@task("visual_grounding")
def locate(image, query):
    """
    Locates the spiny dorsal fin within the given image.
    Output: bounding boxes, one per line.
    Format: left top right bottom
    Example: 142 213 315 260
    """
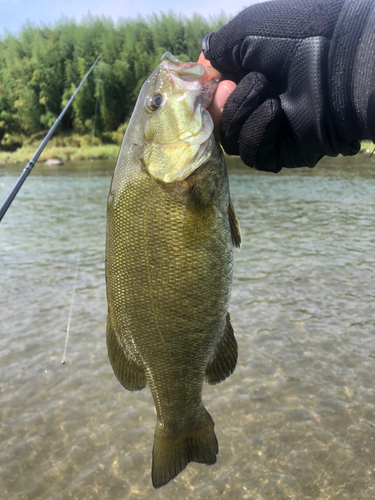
205 313 238 385
106 314 147 391
228 199 241 249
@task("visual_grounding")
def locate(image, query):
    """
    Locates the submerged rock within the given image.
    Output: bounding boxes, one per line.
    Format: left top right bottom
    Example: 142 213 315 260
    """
45 158 63 166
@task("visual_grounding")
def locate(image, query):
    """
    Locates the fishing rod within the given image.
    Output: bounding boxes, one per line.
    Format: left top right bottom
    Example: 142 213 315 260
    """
0 53 102 223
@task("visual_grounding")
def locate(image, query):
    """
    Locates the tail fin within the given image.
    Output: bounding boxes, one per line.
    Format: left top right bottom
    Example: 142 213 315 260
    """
151 409 218 489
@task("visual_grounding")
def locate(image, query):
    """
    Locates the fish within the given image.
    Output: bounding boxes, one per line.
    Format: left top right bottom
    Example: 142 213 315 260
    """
105 52 241 489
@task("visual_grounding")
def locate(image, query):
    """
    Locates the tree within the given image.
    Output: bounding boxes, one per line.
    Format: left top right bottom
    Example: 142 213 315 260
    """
0 12 231 149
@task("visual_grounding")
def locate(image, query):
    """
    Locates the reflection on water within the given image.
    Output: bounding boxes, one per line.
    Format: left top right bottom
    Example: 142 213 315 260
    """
1 156 375 499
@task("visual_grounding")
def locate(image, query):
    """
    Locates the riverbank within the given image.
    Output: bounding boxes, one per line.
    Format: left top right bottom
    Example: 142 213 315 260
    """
1 140 374 165
0 144 120 164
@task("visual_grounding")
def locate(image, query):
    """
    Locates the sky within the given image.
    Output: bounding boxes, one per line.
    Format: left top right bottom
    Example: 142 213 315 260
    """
0 0 261 36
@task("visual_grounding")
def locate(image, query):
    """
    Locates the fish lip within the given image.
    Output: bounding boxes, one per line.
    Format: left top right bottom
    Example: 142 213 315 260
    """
160 52 221 100
161 51 221 79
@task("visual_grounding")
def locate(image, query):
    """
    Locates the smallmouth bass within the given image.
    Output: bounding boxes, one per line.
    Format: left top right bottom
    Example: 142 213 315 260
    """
105 52 241 488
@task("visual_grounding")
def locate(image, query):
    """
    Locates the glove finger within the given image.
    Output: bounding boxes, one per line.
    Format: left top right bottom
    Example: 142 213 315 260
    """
239 98 328 171
238 97 282 173
203 0 344 76
220 72 270 155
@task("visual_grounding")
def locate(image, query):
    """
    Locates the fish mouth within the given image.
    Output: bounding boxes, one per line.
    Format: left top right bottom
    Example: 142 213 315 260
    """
160 52 221 108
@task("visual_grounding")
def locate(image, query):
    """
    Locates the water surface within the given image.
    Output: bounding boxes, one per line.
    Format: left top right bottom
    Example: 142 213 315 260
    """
1 156 375 499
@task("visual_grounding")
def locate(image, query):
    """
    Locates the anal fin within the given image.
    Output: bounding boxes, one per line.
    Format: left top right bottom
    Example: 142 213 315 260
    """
106 314 147 391
205 313 238 385
228 199 241 249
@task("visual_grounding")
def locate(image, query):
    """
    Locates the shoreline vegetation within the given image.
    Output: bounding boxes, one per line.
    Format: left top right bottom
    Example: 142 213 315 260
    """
0 139 373 166
1 14 373 167
0 135 122 164
0 13 230 158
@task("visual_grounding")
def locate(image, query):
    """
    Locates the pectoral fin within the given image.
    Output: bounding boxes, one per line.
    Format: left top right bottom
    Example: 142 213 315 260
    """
106 314 147 391
205 313 238 385
183 186 215 247
228 199 241 249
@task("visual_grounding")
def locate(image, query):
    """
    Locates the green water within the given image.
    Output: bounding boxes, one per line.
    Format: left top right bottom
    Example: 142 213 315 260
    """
1 156 375 499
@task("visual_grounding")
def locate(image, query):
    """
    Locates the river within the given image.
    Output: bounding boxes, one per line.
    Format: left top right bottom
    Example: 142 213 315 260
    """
1 155 375 499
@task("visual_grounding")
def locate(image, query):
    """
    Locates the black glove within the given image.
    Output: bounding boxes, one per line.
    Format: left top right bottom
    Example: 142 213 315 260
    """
202 0 375 172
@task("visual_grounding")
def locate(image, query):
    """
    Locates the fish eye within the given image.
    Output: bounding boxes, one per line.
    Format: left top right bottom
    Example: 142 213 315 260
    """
147 93 164 111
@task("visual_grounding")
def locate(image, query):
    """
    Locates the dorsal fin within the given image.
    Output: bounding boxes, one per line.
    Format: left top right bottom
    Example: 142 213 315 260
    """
228 199 241 249
205 313 238 385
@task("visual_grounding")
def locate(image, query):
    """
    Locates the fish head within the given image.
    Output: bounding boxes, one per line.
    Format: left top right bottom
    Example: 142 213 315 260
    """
134 52 221 184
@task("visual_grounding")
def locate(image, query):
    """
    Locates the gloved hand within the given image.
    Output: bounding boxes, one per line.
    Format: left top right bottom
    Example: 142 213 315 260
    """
202 0 375 172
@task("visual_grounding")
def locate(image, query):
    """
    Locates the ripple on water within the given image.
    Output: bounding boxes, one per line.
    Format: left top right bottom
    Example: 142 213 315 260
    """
1 157 375 499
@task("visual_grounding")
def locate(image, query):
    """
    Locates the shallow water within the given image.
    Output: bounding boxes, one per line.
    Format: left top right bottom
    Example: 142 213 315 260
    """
1 156 375 499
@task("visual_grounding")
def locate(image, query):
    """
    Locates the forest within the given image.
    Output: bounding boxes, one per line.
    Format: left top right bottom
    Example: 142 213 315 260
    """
0 13 230 152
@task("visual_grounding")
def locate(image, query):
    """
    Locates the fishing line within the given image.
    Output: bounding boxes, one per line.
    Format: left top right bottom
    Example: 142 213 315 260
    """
61 64 102 365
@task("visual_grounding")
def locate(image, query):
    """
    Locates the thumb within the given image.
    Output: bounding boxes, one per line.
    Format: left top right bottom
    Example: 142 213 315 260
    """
197 52 236 137
207 80 237 137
